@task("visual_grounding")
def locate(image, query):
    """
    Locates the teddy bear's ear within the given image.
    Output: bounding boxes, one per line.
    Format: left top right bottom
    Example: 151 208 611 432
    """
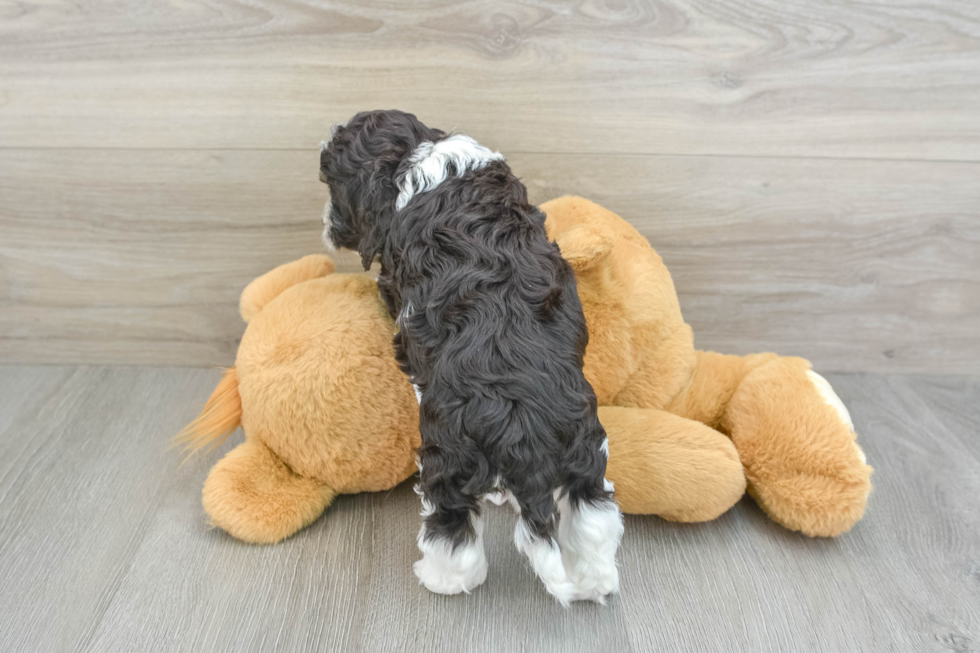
240 255 335 323
554 225 615 272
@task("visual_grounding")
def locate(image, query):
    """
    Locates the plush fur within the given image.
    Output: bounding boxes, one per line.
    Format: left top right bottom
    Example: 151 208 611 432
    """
176 257 421 544
318 111 620 603
546 197 872 536
178 196 872 564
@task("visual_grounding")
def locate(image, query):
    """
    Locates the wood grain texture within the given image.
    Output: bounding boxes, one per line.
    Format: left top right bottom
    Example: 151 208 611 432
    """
1 0 978 369
0 0 979 159
0 365 978 652
1 149 977 372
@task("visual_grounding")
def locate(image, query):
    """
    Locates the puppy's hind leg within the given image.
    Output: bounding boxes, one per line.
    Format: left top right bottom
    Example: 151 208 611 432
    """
413 485 488 596
512 491 577 607
558 433 625 604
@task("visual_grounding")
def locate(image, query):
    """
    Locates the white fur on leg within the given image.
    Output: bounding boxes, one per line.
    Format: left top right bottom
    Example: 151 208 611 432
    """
514 519 577 607
557 482 624 604
413 511 488 596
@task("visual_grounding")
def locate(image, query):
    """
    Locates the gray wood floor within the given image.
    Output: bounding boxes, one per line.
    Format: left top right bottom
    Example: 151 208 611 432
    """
0 365 977 652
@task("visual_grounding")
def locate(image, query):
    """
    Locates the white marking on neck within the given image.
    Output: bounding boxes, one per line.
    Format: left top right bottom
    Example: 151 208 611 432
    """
395 134 504 211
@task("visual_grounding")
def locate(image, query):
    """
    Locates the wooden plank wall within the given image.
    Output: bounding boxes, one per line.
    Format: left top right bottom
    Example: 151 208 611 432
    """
1 0 978 372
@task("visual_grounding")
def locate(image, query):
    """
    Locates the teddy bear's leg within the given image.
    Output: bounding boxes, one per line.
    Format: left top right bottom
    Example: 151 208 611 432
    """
723 357 873 537
598 406 747 522
202 439 336 544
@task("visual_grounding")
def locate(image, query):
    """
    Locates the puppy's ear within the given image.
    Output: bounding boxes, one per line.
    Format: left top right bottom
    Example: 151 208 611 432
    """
554 225 614 272
357 176 397 269
358 225 384 270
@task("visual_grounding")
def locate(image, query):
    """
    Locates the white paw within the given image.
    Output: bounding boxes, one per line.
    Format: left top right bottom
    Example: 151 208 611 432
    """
413 554 488 595
543 579 579 608
414 522 488 596
569 564 620 605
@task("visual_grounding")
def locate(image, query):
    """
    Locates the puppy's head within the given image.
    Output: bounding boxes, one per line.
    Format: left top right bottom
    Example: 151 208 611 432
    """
319 110 444 269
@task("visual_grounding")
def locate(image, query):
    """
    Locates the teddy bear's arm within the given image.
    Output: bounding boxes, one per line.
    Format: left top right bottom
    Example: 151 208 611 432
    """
239 255 335 323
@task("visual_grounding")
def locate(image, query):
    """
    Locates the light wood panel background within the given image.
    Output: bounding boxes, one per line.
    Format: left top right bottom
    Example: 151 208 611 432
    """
1 0 978 372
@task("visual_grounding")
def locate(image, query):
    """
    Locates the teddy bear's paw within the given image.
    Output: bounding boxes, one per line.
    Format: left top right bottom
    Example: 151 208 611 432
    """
413 539 489 596
806 370 854 431
807 369 869 469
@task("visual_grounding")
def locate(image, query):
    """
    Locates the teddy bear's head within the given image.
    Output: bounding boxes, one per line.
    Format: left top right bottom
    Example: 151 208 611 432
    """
542 196 695 408
236 271 420 493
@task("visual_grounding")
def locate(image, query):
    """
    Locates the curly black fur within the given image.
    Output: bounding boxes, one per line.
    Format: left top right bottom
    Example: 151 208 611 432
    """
320 110 612 548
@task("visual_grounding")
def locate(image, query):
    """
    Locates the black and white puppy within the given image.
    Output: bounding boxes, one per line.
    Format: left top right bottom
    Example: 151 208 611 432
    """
319 110 623 605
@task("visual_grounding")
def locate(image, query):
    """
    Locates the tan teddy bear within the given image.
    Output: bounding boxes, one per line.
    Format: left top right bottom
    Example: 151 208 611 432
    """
178 197 871 543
